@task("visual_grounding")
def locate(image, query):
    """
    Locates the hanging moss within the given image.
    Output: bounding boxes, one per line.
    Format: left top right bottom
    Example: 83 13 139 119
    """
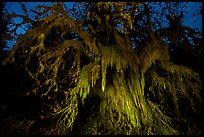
2 2 202 135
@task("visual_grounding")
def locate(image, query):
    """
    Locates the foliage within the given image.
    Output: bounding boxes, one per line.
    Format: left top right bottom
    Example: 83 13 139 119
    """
1 2 14 60
2 2 202 135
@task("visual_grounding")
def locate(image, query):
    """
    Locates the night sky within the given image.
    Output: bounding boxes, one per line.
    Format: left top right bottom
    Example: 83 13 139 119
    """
4 2 202 36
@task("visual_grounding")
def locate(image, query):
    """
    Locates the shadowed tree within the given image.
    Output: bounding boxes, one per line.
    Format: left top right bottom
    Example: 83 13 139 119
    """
153 2 202 74
1 2 14 61
2 2 202 135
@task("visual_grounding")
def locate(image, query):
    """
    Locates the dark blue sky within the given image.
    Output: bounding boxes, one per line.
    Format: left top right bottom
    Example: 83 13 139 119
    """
4 2 202 36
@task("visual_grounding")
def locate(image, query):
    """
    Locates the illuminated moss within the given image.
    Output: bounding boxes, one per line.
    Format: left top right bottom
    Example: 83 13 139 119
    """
3 2 202 135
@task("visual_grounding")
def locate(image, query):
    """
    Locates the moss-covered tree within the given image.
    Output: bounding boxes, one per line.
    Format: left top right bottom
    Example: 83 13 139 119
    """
2 2 202 135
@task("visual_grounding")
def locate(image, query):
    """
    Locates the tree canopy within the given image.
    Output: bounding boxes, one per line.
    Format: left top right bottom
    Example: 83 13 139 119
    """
1 2 202 135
